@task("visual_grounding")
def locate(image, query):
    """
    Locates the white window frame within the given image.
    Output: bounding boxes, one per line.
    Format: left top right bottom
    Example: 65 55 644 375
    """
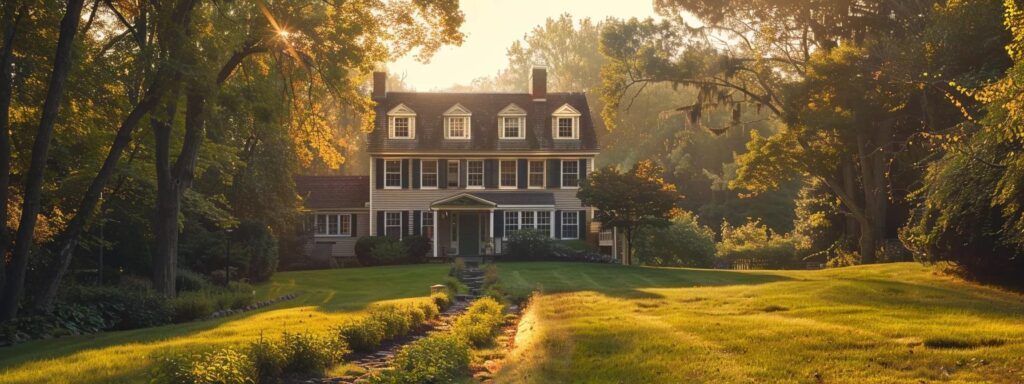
551 103 581 140
554 117 578 139
445 116 471 139
499 159 518 189
384 159 403 189
561 160 579 189
384 211 403 239
387 104 416 139
467 160 484 189
528 160 545 189
537 211 552 234
504 211 520 236
421 211 434 239
498 103 527 139
446 160 460 188
504 210 554 239
561 211 579 239
420 159 438 189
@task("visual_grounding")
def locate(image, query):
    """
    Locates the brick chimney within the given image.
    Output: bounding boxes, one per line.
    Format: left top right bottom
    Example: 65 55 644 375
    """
529 66 547 101
372 71 386 100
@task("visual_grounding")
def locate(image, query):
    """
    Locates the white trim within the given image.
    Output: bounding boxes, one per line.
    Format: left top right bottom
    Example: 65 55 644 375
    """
560 159 580 189
368 151 599 156
444 116 471 140
432 211 439 257
561 210 580 239
369 160 374 234
383 211 404 239
420 159 439 189
551 104 581 140
527 160 545 189
445 160 460 188
498 116 526 139
430 192 498 208
387 104 416 139
311 212 354 237
466 159 485 189
383 159 403 189
498 159 518 189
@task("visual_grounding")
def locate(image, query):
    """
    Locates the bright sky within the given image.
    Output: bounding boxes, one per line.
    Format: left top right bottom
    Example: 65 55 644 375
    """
388 0 660 91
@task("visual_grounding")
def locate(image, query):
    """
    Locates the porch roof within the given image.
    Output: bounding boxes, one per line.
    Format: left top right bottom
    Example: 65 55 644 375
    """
430 191 555 210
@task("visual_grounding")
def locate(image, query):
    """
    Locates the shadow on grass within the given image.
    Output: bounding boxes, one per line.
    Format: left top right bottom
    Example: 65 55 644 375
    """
816 277 1024 319
498 262 792 300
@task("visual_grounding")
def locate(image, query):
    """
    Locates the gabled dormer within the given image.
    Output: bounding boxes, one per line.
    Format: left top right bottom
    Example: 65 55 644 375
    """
498 103 527 140
552 103 581 140
443 104 472 140
387 104 416 139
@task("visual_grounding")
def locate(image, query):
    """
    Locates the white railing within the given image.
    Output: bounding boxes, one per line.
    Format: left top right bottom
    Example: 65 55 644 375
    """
599 230 614 245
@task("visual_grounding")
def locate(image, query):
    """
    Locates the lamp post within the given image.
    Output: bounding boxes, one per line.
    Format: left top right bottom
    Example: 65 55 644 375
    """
225 228 234 287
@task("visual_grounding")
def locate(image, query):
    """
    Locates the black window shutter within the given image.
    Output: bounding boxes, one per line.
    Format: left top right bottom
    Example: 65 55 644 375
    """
413 210 421 236
401 211 410 237
578 210 586 240
351 213 358 237
412 159 421 189
459 160 468 188
485 159 498 188
579 159 588 184
438 158 448 189
548 159 560 188
375 158 384 189
554 210 562 239
401 159 410 189
376 211 384 236
494 210 504 238
517 159 527 189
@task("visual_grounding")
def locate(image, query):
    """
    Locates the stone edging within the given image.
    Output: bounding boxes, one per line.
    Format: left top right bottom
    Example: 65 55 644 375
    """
209 292 300 319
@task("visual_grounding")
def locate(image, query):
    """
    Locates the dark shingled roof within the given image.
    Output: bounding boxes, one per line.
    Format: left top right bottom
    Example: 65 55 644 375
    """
294 175 369 210
470 192 555 206
368 92 598 153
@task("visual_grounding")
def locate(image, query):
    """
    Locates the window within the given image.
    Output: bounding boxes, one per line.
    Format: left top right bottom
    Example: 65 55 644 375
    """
561 160 579 188
467 160 484 188
384 160 402 188
537 211 551 233
446 116 470 139
422 211 434 239
528 160 544 188
504 211 519 234
501 117 524 139
314 213 350 236
556 117 574 138
521 211 535 228
499 160 517 188
421 160 438 188
391 117 411 138
384 212 402 239
561 211 579 239
552 103 580 139
447 160 460 188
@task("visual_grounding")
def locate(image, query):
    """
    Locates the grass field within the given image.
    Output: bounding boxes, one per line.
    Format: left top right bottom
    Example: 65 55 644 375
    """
0 264 449 384
494 262 1024 384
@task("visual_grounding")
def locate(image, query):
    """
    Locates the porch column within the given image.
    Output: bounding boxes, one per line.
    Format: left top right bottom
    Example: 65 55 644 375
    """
549 210 556 238
432 209 439 257
489 210 495 254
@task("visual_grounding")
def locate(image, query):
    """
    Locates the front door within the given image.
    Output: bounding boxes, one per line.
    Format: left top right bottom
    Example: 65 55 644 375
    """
458 213 479 256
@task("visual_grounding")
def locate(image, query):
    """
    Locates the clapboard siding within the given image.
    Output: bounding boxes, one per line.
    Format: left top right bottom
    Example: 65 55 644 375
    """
306 212 369 260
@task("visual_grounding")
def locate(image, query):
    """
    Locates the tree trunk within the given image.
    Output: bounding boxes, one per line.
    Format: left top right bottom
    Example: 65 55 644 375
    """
32 72 177 312
0 3 26 298
0 0 85 321
855 123 891 264
623 228 633 265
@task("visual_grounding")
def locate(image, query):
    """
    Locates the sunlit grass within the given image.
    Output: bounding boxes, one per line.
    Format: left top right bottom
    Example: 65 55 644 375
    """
495 262 1024 383
0 264 449 384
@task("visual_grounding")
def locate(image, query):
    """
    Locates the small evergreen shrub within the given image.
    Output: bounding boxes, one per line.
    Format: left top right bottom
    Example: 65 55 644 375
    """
337 317 386 352
371 240 409 266
280 331 347 374
368 333 471 384
401 235 432 263
504 229 556 260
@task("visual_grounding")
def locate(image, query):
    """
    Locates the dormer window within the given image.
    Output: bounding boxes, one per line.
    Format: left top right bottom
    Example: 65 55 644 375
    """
444 104 471 140
498 103 527 139
387 104 416 139
552 103 581 140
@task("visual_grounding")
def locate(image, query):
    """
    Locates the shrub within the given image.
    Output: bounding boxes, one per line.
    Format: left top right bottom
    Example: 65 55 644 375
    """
369 305 413 340
153 348 256 384
452 297 505 348
62 285 171 330
431 292 452 311
416 301 439 321
482 264 498 289
235 221 280 283
402 235 432 264
337 317 386 352
371 240 409 266
503 229 556 260
443 276 466 294
634 212 717 267
176 269 212 293
369 333 471 384
171 294 215 323
280 331 347 374
355 236 390 266
248 336 285 381
716 219 807 269
216 284 256 310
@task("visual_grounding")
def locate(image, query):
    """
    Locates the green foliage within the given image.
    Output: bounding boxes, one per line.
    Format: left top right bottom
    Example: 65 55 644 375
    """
171 295 215 323
336 317 386 353
279 331 347 375
431 292 453 311
401 235 432 264
247 337 285 382
634 211 716 267
153 348 257 384
175 269 213 293
368 333 471 384
443 276 467 294
234 222 279 283
61 285 171 330
372 240 410 266
503 229 556 260
452 297 505 348
716 219 807 269
369 305 414 340
356 236 414 266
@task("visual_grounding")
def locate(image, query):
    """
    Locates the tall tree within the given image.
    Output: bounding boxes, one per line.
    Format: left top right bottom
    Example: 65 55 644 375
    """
0 0 86 321
0 2 27 297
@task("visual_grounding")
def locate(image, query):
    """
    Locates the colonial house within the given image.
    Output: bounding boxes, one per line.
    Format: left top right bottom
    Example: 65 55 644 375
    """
296 67 617 264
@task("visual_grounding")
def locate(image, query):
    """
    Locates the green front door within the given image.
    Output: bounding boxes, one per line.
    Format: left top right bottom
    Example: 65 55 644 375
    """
458 214 479 256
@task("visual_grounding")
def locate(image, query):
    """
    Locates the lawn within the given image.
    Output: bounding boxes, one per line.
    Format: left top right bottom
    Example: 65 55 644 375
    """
0 264 449 384
494 262 1024 384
